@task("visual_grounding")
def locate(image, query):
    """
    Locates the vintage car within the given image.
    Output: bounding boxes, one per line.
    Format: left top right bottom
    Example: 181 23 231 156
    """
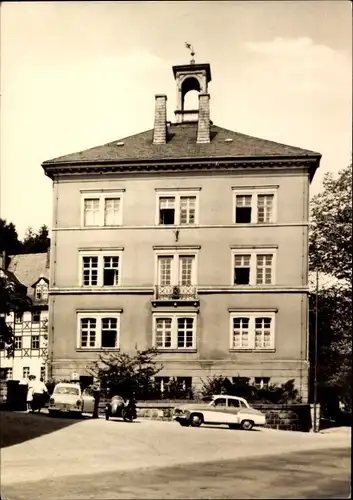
173 395 266 430
48 383 96 417
105 395 137 422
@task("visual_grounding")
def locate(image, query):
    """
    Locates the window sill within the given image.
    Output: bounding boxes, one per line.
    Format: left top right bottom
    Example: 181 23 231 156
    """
155 349 197 353
229 349 276 353
232 284 274 287
81 285 122 289
76 348 120 352
82 225 122 228
157 224 198 228
233 222 275 226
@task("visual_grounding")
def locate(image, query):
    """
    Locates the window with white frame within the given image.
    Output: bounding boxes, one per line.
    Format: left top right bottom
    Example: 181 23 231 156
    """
233 255 251 285
235 195 252 223
230 313 275 350
257 195 274 223
77 313 120 349
153 314 196 350
233 189 277 224
157 254 196 286
80 252 122 287
157 192 199 225
31 335 40 349
154 376 192 393
103 257 119 286
35 282 48 300
6 368 13 380
84 199 100 226
254 377 270 389
232 250 275 285
180 196 196 224
104 198 121 226
256 255 273 285
82 191 123 227
23 366 30 378
14 336 22 349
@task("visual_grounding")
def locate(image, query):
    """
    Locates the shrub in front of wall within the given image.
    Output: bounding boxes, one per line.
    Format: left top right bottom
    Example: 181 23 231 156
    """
200 375 233 399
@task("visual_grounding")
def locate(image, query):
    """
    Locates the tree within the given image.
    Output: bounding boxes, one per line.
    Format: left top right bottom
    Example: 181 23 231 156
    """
309 163 352 283
0 276 32 356
0 219 22 256
309 285 352 412
308 163 352 412
22 225 50 254
86 348 163 399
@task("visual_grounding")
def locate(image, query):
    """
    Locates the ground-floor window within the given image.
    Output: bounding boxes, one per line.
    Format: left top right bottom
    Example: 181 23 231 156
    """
254 377 271 389
153 314 197 350
77 313 120 349
6 368 13 380
22 366 30 378
154 376 193 397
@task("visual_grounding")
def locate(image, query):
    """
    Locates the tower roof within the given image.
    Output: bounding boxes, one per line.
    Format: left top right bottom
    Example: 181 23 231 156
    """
172 63 211 82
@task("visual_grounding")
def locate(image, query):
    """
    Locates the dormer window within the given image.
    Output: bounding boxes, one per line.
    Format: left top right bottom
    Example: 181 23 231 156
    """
35 281 48 300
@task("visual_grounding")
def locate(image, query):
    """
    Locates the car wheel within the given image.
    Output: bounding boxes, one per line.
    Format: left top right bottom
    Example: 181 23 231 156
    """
228 424 238 429
190 413 203 427
179 420 191 427
105 410 110 421
241 420 254 431
122 409 133 422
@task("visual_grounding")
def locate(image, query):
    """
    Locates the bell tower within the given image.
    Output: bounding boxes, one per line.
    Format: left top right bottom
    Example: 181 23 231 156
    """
172 43 212 143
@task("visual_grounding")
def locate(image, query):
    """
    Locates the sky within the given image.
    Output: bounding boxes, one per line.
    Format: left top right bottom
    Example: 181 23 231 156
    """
1 1 352 238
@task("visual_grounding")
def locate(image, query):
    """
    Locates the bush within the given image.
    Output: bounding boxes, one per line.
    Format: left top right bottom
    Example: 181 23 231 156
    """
200 375 302 404
87 347 163 400
200 375 233 399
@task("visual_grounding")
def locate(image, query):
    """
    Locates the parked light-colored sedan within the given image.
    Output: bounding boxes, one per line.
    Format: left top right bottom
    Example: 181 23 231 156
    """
173 395 266 430
48 383 96 417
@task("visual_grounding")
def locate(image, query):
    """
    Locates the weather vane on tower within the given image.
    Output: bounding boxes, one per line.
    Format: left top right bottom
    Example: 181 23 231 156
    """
185 42 195 64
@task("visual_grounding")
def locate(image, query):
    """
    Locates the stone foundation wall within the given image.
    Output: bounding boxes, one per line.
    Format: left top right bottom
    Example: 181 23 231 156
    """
98 400 314 432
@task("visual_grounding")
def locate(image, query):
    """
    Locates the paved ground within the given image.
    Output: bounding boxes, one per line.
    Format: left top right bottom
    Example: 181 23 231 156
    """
0 412 351 499
2 448 350 499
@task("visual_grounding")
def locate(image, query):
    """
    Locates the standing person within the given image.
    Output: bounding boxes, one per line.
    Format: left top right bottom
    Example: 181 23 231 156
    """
19 375 30 412
31 376 48 413
26 375 35 412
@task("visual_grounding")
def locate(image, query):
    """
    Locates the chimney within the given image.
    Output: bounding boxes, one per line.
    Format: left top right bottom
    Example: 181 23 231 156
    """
153 94 167 144
46 247 50 269
197 93 210 144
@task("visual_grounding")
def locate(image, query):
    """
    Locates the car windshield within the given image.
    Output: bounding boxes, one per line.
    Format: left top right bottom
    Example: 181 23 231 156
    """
54 386 80 395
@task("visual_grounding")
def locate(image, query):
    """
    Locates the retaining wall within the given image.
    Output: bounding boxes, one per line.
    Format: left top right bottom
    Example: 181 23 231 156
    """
98 399 315 432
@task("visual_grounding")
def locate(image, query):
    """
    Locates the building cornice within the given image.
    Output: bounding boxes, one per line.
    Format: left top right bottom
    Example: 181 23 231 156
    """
49 285 309 295
42 156 320 180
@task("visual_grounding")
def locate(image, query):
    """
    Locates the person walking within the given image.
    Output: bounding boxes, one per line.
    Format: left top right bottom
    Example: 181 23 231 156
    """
26 375 35 412
31 376 48 413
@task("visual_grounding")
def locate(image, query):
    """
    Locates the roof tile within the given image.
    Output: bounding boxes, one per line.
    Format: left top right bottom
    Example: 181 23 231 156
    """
7 253 49 302
43 124 320 165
